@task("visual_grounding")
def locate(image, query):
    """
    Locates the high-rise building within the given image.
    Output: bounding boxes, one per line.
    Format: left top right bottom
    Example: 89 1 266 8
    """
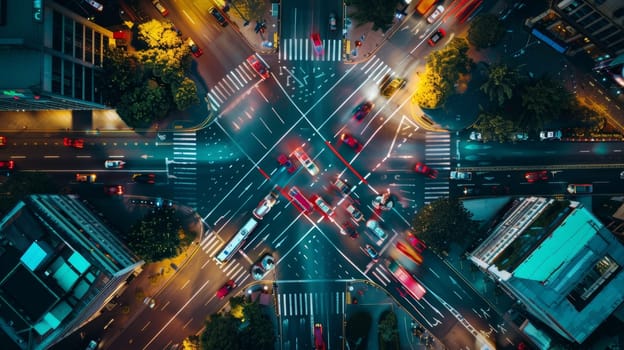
526 0 624 62
470 197 624 344
0 1 114 110
0 195 143 350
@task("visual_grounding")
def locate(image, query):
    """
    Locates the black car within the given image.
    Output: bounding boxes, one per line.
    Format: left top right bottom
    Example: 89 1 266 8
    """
133 173 156 184
210 7 228 27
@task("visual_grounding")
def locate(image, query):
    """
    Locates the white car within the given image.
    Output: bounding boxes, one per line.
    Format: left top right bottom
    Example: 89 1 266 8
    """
469 131 482 141
366 220 387 240
450 171 472 180
427 5 445 23
252 190 278 219
346 204 363 222
104 160 125 169
85 0 103 11
539 130 562 140
293 147 320 176
312 195 334 218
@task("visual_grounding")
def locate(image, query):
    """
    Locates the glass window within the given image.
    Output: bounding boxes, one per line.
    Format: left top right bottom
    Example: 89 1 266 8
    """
75 22 83 60
586 18 609 34
63 61 73 97
85 28 93 64
94 32 102 66
63 16 73 55
52 56 62 93
74 65 83 100
52 12 62 51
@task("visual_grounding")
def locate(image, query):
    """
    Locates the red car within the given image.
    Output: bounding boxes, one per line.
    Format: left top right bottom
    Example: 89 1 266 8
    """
247 54 270 79
188 39 203 58
428 28 446 46
0 160 14 171
216 280 236 299
525 170 548 183
0 136 6 146
396 241 423 265
278 154 297 173
104 185 124 196
340 133 362 151
341 221 359 239
414 162 438 179
63 137 84 149
407 232 426 253
352 102 374 122
310 33 324 56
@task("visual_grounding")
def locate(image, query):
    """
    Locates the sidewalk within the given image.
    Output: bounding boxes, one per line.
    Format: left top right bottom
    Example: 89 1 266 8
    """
220 0 279 55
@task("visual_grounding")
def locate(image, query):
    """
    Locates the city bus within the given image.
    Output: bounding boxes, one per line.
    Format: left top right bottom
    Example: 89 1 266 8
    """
388 260 426 300
214 218 258 265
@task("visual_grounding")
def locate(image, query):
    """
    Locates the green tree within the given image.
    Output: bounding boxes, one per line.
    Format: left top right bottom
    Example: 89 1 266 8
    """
173 77 200 111
480 63 523 106
378 311 398 343
232 0 265 22
126 207 190 262
181 335 201 350
412 38 473 108
0 172 60 214
518 76 572 130
412 198 479 253
348 0 402 32
467 14 505 49
472 112 516 143
200 313 240 350
239 302 275 350
116 80 171 128
101 47 143 105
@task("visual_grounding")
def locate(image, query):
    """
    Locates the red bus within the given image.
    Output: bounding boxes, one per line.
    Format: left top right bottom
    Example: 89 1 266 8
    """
388 261 426 300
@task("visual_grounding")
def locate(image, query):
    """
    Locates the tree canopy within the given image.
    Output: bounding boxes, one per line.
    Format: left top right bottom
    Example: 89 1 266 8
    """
200 313 240 350
125 207 194 262
412 198 479 253
412 38 473 108
518 76 572 130
0 172 60 214
467 14 505 49
480 63 523 107
100 20 199 128
347 0 402 32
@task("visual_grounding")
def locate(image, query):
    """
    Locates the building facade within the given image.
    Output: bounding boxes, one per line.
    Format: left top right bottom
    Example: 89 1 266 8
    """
470 197 624 344
0 1 114 110
526 0 624 62
0 195 143 350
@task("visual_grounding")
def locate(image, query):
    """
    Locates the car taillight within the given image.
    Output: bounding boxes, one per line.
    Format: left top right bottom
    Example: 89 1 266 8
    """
8 160 14 169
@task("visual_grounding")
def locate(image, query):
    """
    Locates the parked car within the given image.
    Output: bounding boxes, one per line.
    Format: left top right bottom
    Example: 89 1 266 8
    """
352 101 374 121
104 160 125 169
247 54 270 79
63 137 84 149
428 28 446 46
0 136 6 146
511 132 529 141
340 133 362 151
85 0 103 11
152 0 169 16
310 33 324 56
216 280 236 299
524 170 548 183
210 7 228 27
366 220 387 240
278 154 297 173
414 162 438 179
469 131 482 141
427 5 445 23
188 39 203 58
76 173 97 183
345 203 364 222
364 244 379 262
539 130 562 140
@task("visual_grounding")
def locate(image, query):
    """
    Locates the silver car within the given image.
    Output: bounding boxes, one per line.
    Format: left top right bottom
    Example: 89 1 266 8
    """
104 160 125 169
366 220 387 240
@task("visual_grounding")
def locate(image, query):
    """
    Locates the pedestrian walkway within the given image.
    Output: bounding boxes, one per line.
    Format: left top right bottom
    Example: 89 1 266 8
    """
205 58 265 111
198 230 251 283
169 131 198 208
279 38 343 62
277 291 346 317
359 55 395 83
423 132 451 204
370 264 393 287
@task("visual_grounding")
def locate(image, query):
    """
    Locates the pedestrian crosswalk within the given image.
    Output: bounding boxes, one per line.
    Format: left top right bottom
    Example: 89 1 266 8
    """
279 38 342 61
370 265 393 287
277 291 345 317
199 230 251 283
206 60 265 111
423 132 451 204
359 56 394 84
170 131 197 208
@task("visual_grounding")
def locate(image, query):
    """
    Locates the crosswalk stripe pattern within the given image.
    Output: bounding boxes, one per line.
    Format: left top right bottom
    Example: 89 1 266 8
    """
199 230 250 282
171 132 197 208
424 132 451 204
279 38 342 61
277 292 345 317
206 60 264 111
372 265 392 286
359 56 394 84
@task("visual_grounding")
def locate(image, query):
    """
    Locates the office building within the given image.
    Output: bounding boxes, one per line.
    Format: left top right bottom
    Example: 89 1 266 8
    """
0 195 143 350
526 0 624 62
0 1 114 110
470 197 624 344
